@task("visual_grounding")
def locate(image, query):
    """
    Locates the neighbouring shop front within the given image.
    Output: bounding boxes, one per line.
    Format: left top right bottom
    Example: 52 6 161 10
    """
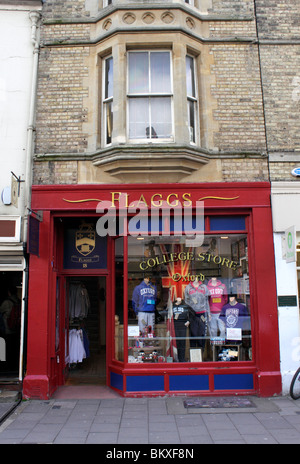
23 182 281 399
0 216 26 386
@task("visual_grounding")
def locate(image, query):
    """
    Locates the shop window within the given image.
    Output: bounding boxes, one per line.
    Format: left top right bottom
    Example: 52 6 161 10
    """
127 51 173 142
126 234 252 364
103 56 113 146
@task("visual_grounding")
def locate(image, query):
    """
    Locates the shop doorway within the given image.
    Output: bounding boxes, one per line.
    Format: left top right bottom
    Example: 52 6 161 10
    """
65 276 106 386
0 271 22 379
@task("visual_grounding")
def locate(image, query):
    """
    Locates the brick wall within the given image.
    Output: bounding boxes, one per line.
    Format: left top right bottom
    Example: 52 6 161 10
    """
222 158 269 182
210 43 266 152
35 47 90 155
255 0 300 40
42 0 90 19
255 0 300 182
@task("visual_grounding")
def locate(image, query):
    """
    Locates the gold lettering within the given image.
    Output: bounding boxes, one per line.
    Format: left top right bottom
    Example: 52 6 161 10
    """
178 252 186 261
230 261 238 270
182 192 192 206
139 261 148 271
222 258 230 267
137 194 148 208
111 192 121 207
213 255 222 264
167 193 179 207
169 253 178 262
111 192 129 207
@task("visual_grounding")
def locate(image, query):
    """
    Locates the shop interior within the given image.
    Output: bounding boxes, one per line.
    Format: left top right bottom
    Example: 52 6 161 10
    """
0 271 22 378
65 276 106 386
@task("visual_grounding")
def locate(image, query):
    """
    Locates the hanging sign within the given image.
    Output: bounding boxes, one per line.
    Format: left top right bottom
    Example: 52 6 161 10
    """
285 225 296 263
27 215 40 256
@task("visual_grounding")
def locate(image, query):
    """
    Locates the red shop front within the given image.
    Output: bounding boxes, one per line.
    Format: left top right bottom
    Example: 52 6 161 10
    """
23 182 281 399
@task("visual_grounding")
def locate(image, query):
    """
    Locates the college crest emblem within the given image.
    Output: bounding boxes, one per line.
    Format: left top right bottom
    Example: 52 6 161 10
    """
75 222 95 256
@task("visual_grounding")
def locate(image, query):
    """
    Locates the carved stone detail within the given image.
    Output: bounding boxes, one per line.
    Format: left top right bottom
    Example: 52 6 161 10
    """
122 12 136 25
161 11 175 24
142 12 155 24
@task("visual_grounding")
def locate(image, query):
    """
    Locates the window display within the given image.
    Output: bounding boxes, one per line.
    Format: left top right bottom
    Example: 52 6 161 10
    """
125 228 252 365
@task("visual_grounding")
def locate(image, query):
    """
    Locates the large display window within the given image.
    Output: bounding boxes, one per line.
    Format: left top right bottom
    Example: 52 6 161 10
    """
120 218 252 365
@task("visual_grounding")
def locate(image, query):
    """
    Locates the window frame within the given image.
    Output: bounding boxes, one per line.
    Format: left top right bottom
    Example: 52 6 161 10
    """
127 50 174 143
186 54 199 145
121 215 253 366
102 55 113 147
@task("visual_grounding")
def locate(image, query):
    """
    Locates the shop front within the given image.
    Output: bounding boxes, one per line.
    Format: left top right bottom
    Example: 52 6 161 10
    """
23 182 281 399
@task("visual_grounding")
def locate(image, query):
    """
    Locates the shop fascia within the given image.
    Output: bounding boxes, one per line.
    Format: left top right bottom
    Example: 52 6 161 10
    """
95 192 205 244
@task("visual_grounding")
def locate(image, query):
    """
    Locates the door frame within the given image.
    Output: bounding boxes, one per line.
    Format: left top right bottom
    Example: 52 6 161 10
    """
51 213 113 389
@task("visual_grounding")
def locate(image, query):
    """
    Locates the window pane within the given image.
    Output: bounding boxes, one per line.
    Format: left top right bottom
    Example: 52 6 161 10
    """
186 56 195 98
129 97 149 139
128 52 149 94
150 52 171 94
151 97 172 138
105 57 113 99
188 99 195 143
105 101 113 145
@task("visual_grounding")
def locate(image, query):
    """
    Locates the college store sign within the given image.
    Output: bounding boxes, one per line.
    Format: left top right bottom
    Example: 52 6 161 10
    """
285 225 296 263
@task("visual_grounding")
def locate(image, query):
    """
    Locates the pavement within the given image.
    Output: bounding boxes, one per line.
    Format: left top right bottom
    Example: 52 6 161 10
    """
1 391 300 445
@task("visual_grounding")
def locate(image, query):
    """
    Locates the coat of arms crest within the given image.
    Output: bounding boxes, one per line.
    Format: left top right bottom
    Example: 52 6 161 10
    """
75 222 95 257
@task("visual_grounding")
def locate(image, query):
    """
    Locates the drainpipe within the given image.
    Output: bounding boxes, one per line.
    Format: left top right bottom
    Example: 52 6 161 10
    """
24 10 41 220
19 10 41 382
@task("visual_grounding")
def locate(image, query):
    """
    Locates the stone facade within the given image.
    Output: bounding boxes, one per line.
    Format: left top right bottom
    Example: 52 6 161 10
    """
32 0 299 185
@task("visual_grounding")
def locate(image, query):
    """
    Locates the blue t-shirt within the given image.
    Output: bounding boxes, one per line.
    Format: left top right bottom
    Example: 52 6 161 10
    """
132 281 157 313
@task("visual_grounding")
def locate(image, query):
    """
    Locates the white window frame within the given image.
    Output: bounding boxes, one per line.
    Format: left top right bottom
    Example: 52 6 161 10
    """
186 54 199 145
103 0 113 7
0 216 21 243
184 0 195 6
102 55 113 147
127 50 174 144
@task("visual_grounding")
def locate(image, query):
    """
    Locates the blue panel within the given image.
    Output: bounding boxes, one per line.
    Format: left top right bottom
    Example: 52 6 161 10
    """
110 372 123 391
210 216 246 231
214 374 254 391
169 375 209 391
128 216 205 235
126 375 164 392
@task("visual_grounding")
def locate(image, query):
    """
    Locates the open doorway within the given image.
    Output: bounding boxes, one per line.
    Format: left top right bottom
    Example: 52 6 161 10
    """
65 276 106 386
0 271 22 379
